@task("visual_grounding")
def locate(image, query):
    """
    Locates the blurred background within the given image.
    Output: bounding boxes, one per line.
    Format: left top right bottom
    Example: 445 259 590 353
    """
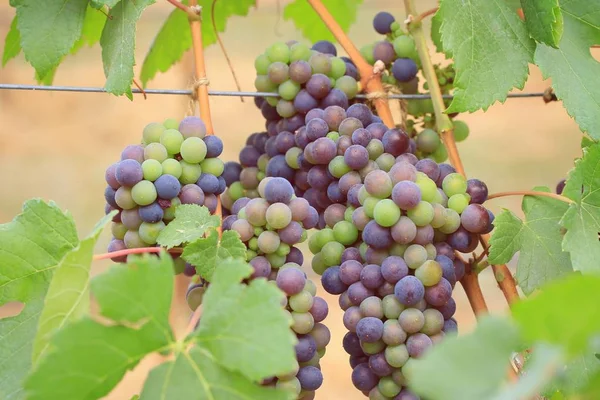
0 0 585 398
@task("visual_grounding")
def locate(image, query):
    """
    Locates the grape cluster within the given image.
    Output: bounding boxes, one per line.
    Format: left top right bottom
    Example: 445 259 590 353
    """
223 177 330 399
103 116 224 263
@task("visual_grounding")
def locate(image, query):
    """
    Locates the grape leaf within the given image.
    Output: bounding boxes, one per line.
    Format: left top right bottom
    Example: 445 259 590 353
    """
2 16 21 66
512 274 600 356
534 0 600 139
283 0 363 43
91 0 121 8
488 187 573 295
505 0 523 11
182 229 246 281
32 211 115 364
520 0 563 47
560 143 600 274
436 0 535 113
431 11 443 54
156 205 220 249
100 0 155 98
546 350 600 398
140 347 291 400
408 316 521 400
12 0 88 79
71 6 108 54
192 259 297 381
24 254 174 400
0 200 79 400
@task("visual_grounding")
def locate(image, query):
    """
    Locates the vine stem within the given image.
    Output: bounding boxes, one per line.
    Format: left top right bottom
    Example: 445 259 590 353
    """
93 247 183 261
487 190 574 204
412 7 439 24
306 0 395 128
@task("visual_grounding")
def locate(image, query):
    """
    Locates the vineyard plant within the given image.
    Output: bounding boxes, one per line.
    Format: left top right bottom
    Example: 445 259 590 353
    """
2 0 600 399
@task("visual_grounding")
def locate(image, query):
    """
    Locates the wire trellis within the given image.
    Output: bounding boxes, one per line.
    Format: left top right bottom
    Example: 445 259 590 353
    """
0 83 549 100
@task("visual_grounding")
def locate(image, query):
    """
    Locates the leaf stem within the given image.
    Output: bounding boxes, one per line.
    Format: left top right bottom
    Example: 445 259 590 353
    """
306 0 395 128
93 247 183 261
412 7 439 24
487 190 575 204
459 271 489 316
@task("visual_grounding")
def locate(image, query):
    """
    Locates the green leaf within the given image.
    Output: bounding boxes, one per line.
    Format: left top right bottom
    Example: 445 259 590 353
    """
534 0 600 139
100 0 155 98
283 0 363 43
71 6 108 54
561 143 600 274
32 211 115 364
430 11 443 54
140 5 191 87
512 274 600 355
504 0 523 11
436 0 535 112
91 0 121 8
193 259 297 381
2 16 21 66
24 254 174 400
520 0 563 47
0 200 79 400
140 347 292 400
582 136 596 150
408 316 521 400
156 205 220 249
13 0 88 78
547 350 600 397
182 230 246 281
489 187 573 295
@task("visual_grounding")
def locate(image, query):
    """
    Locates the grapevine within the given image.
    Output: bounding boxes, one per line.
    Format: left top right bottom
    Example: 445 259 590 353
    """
2 1 600 400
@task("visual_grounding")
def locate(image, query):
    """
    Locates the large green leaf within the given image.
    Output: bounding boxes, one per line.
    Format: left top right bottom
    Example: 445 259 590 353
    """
100 0 155 98
2 16 21 66
560 143 600 274
182 229 246 281
11 0 88 78
488 187 573 295
0 200 79 400
140 347 292 400
520 0 563 47
192 259 297 381
283 0 363 43
157 205 220 249
24 254 174 400
71 6 108 54
32 212 115 363
436 0 535 112
534 0 600 139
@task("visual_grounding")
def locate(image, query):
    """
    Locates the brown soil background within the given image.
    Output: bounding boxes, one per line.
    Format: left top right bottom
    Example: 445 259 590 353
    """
0 1 587 398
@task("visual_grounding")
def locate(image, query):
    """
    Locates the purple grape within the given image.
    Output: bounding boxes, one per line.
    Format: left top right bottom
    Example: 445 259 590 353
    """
347 184 363 207
397 153 419 166
179 116 206 138
365 248 389 265
360 264 385 289
264 177 294 204
406 333 433 358
302 206 319 229
454 258 466 281
424 278 453 306
436 255 457 286
366 122 388 140
311 137 337 164
260 101 279 121
183 263 196 277
286 246 304 265
340 260 363 285
121 145 145 163
222 215 237 231
342 247 363 263
373 41 396 65
324 203 346 227
392 58 418 82
347 282 375 305
115 159 143 187
461 204 491 233
289 60 312 84
249 256 271 279
204 135 223 158
222 162 242 185
437 163 456 187
104 186 118 208
305 108 325 124
107 239 127 262
294 89 319 113
320 88 349 109
414 225 434 245
339 172 362 194
285 114 305 132
297 366 323 391
265 137 278 157
196 174 219 194
394 276 425 306
322 105 347 131
306 118 330 141
309 296 329 322
362 220 393 249
327 181 346 203
373 11 395 34
312 40 337 55
321 266 348 295
344 306 363 331
266 155 295 181
276 267 306 296
466 178 489 204
345 145 370 170
105 163 120 189
345 62 359 79
435 297 457 320
381 256 409 283
369 352 393 376
204 194 218 213
239 146 261 167
179 184 205 205
443 317 458 333
279 221 303 244
356 317 384 343
382 129 410 156
416 159 441 182
138 202 164 223
395 388 421 400
434 242 455 260
352 363 379 392
343 332 364 356
392 181 421 209
231 197 251 215
447 227 479 253
556 178 566 195
347 104 373 127
306 73 332 99
295 334 317 363
307 165 333 191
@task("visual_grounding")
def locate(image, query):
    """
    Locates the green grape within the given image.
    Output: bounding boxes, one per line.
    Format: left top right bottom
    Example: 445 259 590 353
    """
383 294 405 319
254 54 270 74
425 243 437 260
163 197 181 221
321 241 344 266
415 260 443 286
115 187 136 210
360 43 376 64
179 160 202 184
384 345 409 368
415 172 438 202
366 139 385 160
308 233 323 254
267 42 291 63
163 118 179 129
361 340 385 355
432 143 448 162
407 201 435 226
448 193 469 214
266 203 292 229
330 57 347 79
285 147 302 169
391 21 401 33
360 296 384 319
393 35 416 58
290 43 312 61
124 230 149 248
131 180 157 206
301 352 321 367
439 208 461 234
416 128 441 153
421 309 444 335
328 155 351 178
201 158 225 176
254 226 264 237
316 228 335 248
312 252 327 275
327 131 340 141
359 242 368 260
138 221 166 244
141 159 162 181
144 142 168 162
430 203 447 228
389 243 407 257
161 158 183 179
363 196 379 218
404 244 428 269
335 76 358 99
289 291 314 313
276 376 301 396
160 129 184 154
173 257 186 275
291 311 314 334
375 153 396 172
358 185 369 204
407 99 422 116
111 222 127 240
276 242 291 256
309 53 332 75
333 220 359 245
304 279 317 296
142 122 165 144
255 75 277 92
180 137 207 163
258 230 281 253
228 181 244 201
278 80 301 101
277 99 296 118
442 172 468 197
374 199 401 227
248 237 259 251
267 252 286 268
391 369 406 387
378 376 401 397
344 206 355 223
453 120 470 142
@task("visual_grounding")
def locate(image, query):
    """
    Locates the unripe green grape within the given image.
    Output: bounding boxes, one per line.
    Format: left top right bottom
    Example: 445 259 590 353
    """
162 118 178 129
265 96 278 106
139 221 166 244
407 201 435 226
363 196 379 218
254 54 270 74
369 387 388 400
115 187 136 209
374 199 401 227
144 142 168 162
384 345 409 368
141 159 162 181
180 137 207 163
431 203 447 228
163 197 181 221
389 243 407 257
111 222 127 240
161 159 183 179
258 230 281 254
416 128 441 153
404 244 428 269
335 76 359 99
304 279 317 296
290 43 312 61
375 153 396 172
228 181 244 201
360 43 376 64
291 311 314 334
425 243 437 260
448 193 470 214
333 220 359 245
276 99 296 118
309 53 332 75
266 203 292 229
415 260 443 286
344 206 355 223
366 139 385 160
311 252 327 275
160 129 184 155
308 234 323 254
359 242 368 260
318 347 326 358
267 42 290 63
393 35 417 58
246 249 257 261
131 180 157 206
329 57 347 79
276 377 301 396
179 161 202 184
361 340 385 355
285 147 302 169
421 309 445 335
358 185 369 204
201 158 225 176
255 75 277 92
383 295 405 319
432 144 448 162
254 226 264 236
289 291 314 312
442 172 468 197
248 237 259 251
173 257 186 275
276 243 291 256
327 131 340 141
328 156 351 178
453 120 470 142
124 230 149 248
321 241 344 266
379 376 402 397
143 122 165 144
267 253 286 268
301 352 321 367
278 80 301 101
316 228 335 248
439 208 461 234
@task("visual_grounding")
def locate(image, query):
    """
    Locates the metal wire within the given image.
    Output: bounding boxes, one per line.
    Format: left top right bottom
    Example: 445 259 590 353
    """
0 83 548 100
